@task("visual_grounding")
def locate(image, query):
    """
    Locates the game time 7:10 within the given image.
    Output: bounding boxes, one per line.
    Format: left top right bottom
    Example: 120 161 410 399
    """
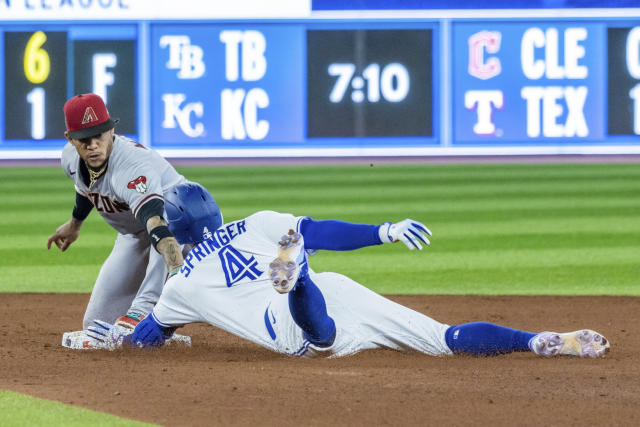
328 62 410 104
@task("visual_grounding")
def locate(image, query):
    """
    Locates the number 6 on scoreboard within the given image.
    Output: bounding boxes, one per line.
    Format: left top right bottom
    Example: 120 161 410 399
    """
24 31 51 85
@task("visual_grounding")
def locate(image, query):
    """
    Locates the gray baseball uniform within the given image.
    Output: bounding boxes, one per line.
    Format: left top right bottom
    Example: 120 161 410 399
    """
61 134 188 328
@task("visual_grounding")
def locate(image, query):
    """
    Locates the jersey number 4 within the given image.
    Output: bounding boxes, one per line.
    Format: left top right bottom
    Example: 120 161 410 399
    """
219 245 263 287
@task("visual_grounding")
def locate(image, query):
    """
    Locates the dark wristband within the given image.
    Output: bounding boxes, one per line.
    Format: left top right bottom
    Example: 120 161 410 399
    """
72 192 93 221
136 198 165 229
149 225 174 251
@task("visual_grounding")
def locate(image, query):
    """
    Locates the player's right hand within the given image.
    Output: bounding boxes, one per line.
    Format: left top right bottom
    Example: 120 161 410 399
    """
46 219 82 251
379 219 432 250
129 314 176 348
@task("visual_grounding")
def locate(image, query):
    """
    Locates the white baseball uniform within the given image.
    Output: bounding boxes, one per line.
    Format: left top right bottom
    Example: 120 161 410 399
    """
61 135 188 328
152 211 452 358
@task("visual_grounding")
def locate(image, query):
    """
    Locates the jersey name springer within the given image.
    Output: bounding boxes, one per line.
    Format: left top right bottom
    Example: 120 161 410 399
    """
180 220 247 278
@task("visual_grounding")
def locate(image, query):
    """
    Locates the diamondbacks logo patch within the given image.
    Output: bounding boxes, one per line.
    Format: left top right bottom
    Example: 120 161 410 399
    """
81 106 99 124
127 176 148 194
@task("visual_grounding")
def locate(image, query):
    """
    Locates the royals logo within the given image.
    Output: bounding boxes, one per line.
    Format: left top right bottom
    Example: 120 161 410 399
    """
127 176 148 194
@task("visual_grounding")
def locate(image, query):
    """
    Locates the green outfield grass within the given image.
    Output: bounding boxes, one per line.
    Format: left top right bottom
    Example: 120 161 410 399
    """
1 163 639 295
0 390 156 426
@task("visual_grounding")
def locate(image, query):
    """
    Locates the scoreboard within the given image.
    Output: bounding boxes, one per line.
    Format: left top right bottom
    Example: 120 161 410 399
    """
1 15 640 157
148 23 438 151
150 24 305 147
307 29 432 138
453 22 606 144
2 25 137 148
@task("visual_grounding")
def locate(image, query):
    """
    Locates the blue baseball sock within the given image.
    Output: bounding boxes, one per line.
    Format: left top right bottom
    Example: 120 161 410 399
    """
445 322 536 356
288 274 336 347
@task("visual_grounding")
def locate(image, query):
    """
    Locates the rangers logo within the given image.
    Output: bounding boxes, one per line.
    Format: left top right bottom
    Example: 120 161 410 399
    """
127 176 148 194
82 106 99 124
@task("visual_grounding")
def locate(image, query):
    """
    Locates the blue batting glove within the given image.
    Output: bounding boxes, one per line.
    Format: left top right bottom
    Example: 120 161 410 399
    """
127 313 176 348
379 219 432 250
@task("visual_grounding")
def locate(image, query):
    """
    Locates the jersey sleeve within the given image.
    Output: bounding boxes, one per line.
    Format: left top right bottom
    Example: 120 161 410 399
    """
60 144 89 196
300 218 382 251
152 276 204 326
246 210 307 244
111 154 165 219
60 143 78 180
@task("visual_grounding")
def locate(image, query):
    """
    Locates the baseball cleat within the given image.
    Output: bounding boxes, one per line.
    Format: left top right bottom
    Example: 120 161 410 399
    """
269 229 304 294
530 329 610 358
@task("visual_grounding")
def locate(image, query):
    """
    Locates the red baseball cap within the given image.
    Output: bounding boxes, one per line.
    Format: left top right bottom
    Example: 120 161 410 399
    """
64 93 118 139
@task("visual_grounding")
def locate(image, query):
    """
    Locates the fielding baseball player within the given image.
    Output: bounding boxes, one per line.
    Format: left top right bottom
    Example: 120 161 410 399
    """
47 93 193 336
87 184 610 359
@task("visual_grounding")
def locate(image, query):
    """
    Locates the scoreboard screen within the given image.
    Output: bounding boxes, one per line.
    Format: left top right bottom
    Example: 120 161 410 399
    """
1 25 137 148
4 31 68 141
608 27 640 136
453 22 605 144
150 24 305 147
307 29 432 138
1 16 640 158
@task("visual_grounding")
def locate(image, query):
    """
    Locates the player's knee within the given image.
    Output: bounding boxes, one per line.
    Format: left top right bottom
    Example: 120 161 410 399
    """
305 316 336 348
288 276 336 347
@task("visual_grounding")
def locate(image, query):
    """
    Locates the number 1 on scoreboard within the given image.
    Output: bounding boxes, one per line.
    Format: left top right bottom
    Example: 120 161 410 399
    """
26 88 45 140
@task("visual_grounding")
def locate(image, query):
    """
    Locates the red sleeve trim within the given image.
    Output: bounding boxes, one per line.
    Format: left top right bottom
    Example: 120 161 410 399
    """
133 193 163 217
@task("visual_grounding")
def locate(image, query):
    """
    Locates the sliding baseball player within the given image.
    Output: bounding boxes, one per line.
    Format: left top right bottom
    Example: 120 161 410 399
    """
85 184 610 359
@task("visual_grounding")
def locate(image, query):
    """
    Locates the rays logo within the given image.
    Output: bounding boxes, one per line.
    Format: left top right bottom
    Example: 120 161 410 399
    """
219 245 263 287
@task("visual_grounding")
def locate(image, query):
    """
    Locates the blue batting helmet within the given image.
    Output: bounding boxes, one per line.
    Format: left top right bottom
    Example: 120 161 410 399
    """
164 183 223 244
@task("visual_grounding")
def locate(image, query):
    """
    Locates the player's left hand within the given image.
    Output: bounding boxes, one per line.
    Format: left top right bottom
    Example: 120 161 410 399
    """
87 320 134 351
379 219 432 250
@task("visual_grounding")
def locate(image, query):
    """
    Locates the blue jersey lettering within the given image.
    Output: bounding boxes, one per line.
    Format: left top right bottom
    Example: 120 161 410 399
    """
226 224 237 239
219 245 263 287
191 245 206 261
179 220 251 279
216 228 230 245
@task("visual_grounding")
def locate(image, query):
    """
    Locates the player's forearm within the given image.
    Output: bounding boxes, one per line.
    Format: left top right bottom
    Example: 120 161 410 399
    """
72 191 93 222
300 218 382 251
157 237 183 271
146 215 184 271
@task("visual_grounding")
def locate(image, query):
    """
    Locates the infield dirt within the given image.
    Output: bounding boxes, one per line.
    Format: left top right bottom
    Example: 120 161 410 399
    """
1 294 638 426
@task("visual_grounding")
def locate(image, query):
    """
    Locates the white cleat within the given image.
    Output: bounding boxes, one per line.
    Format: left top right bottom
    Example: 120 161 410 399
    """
530 329 610 358
269 229 304 294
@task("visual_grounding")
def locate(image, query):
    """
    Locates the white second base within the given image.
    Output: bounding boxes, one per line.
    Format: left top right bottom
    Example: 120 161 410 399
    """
61 330 192 350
